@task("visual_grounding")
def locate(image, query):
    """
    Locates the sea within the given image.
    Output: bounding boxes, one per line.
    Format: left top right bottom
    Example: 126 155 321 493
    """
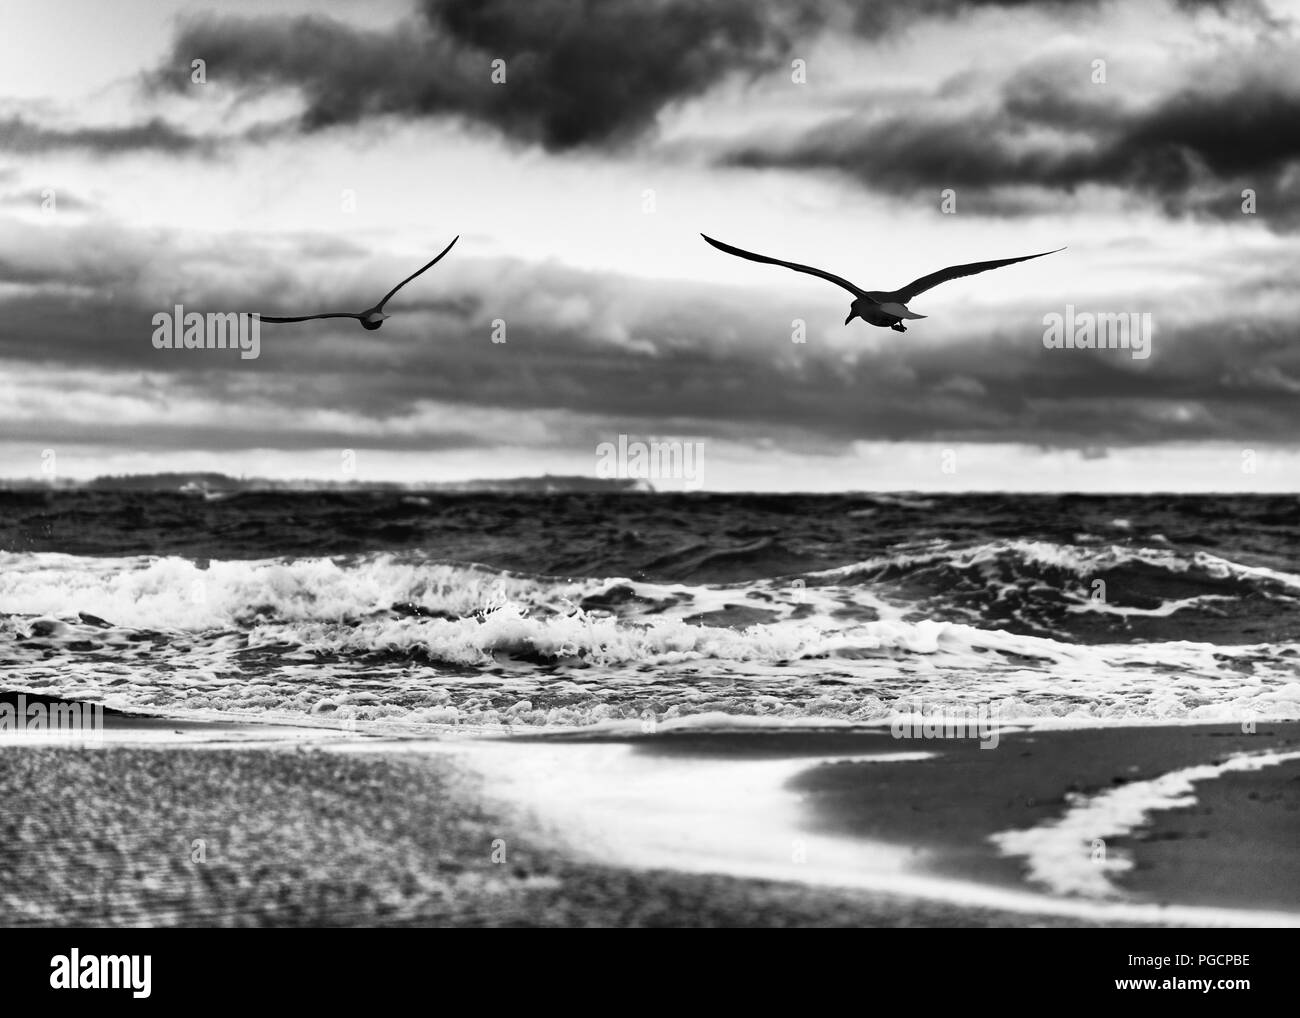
2 491 1299 731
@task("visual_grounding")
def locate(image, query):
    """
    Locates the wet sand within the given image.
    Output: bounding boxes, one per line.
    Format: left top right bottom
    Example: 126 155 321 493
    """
774 721 1300 911
0 741 1146 928
1 694 1296 926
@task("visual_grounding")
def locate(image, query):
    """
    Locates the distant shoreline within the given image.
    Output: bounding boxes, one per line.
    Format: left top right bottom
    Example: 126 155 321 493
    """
0 472 654 494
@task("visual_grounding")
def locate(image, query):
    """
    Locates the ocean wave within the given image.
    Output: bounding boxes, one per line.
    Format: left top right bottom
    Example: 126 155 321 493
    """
812 539 1300 591
804 540 1300 643
3 547 1299 730
6 540 1293 631
0 551 609 630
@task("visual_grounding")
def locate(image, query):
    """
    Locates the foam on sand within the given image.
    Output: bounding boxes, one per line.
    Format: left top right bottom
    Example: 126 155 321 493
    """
990 748 1300 898
354 739 934 880
385 738 1300 927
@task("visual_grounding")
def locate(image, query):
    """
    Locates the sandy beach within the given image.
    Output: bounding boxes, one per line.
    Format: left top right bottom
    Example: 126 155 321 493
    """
2 698 1295 927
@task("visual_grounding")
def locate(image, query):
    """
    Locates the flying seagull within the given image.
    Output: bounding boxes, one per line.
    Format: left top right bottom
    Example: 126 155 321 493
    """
258 235 459 331
701 234 1063 332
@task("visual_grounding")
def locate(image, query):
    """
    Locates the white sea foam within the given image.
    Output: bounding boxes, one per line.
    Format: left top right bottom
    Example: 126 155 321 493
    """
391 738 1300 927
806 538 1300 592
2 549 1298 729
991 749 1300 897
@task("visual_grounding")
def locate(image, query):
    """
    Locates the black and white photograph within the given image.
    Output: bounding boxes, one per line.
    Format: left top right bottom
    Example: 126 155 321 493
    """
0 0 1296 979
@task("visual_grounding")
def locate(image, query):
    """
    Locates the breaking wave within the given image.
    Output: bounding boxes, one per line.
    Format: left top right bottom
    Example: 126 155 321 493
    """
2 542 1299 730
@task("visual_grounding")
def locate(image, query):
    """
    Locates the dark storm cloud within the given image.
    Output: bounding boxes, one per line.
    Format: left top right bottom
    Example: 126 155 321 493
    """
151 0 816 150
724 63 1300 222
841 0 1256 33
0 115 205 155
146 0 1256 151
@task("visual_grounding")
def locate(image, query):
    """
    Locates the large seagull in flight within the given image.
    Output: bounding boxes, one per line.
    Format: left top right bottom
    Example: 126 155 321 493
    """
702 234 1063 332
258 236 459 331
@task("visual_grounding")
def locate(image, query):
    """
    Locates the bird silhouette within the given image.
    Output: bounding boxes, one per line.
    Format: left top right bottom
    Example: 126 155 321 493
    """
701 234 1063 332
258 236 459 330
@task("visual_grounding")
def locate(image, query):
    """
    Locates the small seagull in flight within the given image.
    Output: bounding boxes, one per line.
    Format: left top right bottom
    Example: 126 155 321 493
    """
701 234 1063 332
258 235 459 331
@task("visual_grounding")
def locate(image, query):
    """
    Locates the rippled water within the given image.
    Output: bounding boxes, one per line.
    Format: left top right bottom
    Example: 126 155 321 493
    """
2 491 1298 729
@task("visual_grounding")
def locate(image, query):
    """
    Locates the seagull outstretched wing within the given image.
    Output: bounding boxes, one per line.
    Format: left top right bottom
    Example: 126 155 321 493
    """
256 235 460 325
257 312 361 323
888 248 1065 303
701 234 866 298
375 235 460 310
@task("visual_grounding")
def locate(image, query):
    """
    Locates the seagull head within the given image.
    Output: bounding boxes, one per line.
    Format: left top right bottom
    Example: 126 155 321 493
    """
362 310 390 330
845 297 876 326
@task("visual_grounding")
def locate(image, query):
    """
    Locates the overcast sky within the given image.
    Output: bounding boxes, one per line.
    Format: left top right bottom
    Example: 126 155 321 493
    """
3 0 1300 490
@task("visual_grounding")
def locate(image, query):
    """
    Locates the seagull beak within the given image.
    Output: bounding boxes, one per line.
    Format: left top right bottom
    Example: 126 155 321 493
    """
844 313 854 326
